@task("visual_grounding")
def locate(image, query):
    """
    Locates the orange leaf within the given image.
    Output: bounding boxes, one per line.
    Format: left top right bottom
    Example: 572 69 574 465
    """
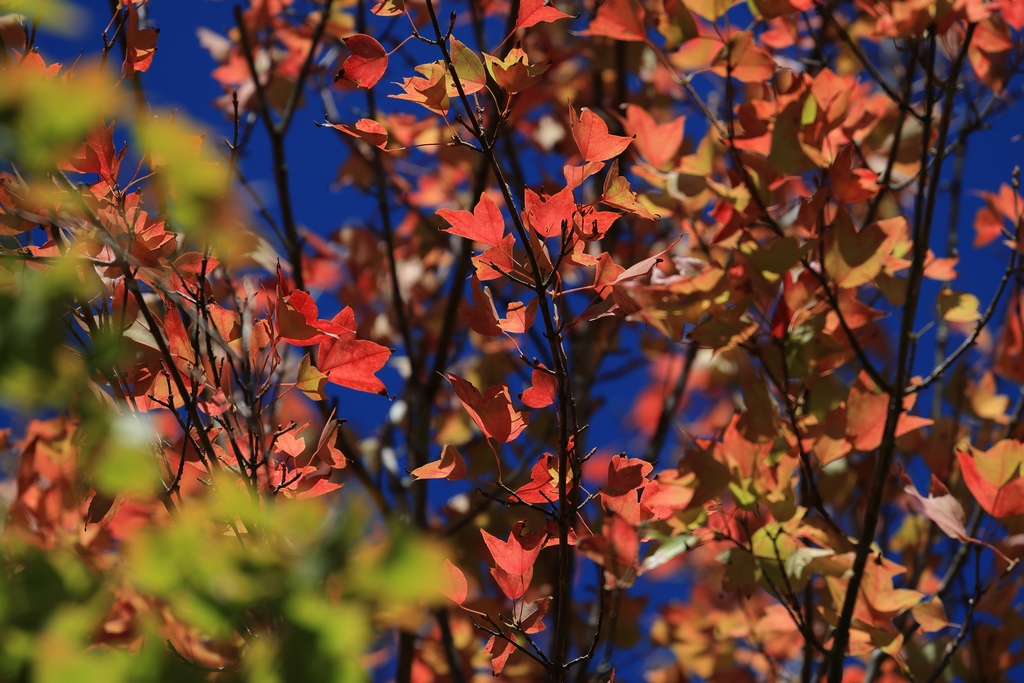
569 106 634 163
957 444 1024 518
410 444 467 480
441 559 468 604
296 477 343 500
618 104 684 170
581 0 648 42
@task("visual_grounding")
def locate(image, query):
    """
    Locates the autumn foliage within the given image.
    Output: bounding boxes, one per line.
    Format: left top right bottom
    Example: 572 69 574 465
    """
2 0 1024 681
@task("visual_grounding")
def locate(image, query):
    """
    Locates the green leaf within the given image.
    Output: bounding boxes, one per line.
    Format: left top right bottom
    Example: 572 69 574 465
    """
448 37 486 95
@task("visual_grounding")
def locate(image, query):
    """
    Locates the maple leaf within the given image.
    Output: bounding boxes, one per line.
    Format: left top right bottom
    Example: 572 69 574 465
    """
569 106 634 164
520 366 557 408
447 374 527 443
338 34 388 89
898 464 969 541
516 597 550 633
710 33 776 82
516 0 573 29
514 453 563 504
410 444 466 480
448 37 486 94
957 441 1024 518
845 371 932 452
483 46 550 94
276 284 347 346
317 308 391 396
618 104 684 170
295 353 329 401
390 61 450 114
275 429 308 458
124 2 159 78
484 634 516 675
295 477 343 500
459 275 502 336
472 234 517 281
437 193 506 245
564 160 605 189
524 185 574 238
372 0 405 16
59 121 126 188
601 159 658 220
481 521 546 575
829 145 878 203
314 417 347 469
440 559 468 604
581 0 648 42
499 298 537 334
318 119 388 149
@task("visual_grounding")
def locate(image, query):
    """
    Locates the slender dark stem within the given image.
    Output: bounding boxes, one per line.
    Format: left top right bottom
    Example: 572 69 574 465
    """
827 24 975 683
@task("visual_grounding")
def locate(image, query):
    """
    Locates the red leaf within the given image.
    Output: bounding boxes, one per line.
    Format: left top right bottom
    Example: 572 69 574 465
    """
580 0 648 42
296 477 343 500
472 234 517 281
317 309 391 396
829 145 879 203
410 444 467 480
1001 0 1024 30
525 185 575 238
517 0 573 28
314 417 347 469
570 106 634 163
484 635 515 675
276 275 349 346
606 453 653 493
459 275 502 336
513 453 561 504
124 2 158 77
491 565 533 600
320 119 388 149
339 34 388 88
448 374 527 443
481 521 546 575
973 205 1004 247
520 367 557 408
59 121 126 187
441 558 468 604
437 193 506 245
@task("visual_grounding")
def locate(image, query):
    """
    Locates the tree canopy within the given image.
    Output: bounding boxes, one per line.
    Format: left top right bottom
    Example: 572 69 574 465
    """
1 0 1024 682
